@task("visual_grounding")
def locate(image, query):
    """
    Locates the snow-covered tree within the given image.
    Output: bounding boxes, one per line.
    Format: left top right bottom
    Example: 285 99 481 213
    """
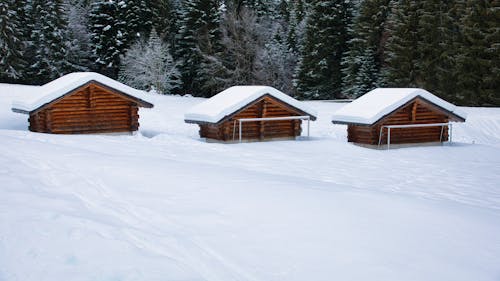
123 0 153 43
220 7 265 87
255 30 296 94
0 0 25 82
151 0 176 41
176 0 227 96
294 0 354 99
341 0 391 98
119 29 180 94
27 0 70 83
65 0 93 72
89 0 127 78
455 0 499 106
382 0 421 88
254 4 297 95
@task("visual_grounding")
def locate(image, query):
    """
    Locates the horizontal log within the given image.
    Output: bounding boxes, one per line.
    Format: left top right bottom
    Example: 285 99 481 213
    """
52 124 132 132
51 119 132 127
51 105 132 112
51 121 131 129
52 128 134 134
51 114 132 122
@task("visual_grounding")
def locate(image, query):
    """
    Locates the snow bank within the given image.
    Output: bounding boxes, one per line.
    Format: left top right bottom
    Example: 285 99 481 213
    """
331 88 467 125
0 91 499 281
184 86 317 123
11 72 153 113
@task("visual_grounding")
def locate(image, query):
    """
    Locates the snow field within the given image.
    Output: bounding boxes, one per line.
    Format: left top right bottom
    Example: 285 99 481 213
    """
0 92 499 281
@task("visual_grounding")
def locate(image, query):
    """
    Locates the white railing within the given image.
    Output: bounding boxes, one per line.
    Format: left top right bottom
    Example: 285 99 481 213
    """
233 115 311 142
378 122 452 150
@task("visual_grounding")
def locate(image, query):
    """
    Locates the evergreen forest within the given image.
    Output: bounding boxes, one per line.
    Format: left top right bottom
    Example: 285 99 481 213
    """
0 0 498 106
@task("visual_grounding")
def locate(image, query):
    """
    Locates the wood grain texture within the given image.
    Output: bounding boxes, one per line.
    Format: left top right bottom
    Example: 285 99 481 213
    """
197 96 305 142
28 82 143 134
347 97 451 145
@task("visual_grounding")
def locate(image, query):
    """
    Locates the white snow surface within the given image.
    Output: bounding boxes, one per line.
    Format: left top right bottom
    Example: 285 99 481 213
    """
331 88 467 125
1 88 500 281
10 72 153 112
184 86 317 123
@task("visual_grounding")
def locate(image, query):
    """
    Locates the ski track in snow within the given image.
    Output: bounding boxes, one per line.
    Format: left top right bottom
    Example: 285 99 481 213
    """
0 93 500 281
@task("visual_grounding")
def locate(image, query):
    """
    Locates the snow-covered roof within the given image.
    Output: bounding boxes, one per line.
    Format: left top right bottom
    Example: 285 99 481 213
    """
184 86 317 123
331 88 467 125
11 72 153 113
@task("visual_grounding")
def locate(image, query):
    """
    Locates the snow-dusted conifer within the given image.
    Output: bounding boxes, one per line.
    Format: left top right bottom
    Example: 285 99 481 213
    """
89 0 127 78
151 0 176 41
382 1 421 88
123 0 153 43
176 0 226 96
341 0 391 98
0 0 25 82
28 0 70 84
255 26 296 94
456 0 499 106
220 7 264 87
65 0 93 72
294 0 354 99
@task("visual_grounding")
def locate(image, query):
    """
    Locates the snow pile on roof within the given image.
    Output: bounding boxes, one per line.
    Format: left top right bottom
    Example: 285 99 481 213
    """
332 88 467 125
184 86 317 123
11 72 153 112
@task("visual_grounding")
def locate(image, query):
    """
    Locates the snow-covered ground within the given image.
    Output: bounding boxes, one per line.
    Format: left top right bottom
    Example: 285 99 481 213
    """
0 90 499 281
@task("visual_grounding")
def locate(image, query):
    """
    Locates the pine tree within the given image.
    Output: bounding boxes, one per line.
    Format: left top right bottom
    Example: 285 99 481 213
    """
151 0 176 41
416 1 460 102
382 0 421 88
27 0 70 84
219 6 265 87
255 27 296 94
123 0 153 43
0 0 25 82
341 0 391 98
241 0 273 17
89 0 127 78
287 0 308 58
65 0 93 72
294 0 354 99
119 28 180 94
456 0 499 106
176 0 227 96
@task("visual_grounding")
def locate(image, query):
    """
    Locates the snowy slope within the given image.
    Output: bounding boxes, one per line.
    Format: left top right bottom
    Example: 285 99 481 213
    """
0 91 499 281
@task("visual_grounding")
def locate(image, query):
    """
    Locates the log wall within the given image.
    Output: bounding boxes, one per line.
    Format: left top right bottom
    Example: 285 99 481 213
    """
347 98 450 145
29 83 140 134
198 96 304 142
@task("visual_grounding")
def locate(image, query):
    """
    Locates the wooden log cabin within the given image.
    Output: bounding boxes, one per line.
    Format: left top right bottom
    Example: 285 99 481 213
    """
184 86 317 142
331 88 466 147
11 72 153 134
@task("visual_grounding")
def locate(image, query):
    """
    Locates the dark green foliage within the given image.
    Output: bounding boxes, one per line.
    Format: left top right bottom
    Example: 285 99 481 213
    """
341 0 391 98
176 0 227 96
294 0 354 99
382 0 499 106
383 0 421 88
89 0 127 78
0 0 497 105
0 0 25 82
455 0 499 106
151 0 176 41
27 0 70 84
124 0 153 43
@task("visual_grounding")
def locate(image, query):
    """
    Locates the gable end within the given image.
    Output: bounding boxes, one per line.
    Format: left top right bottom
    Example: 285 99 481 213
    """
30 80 153 115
